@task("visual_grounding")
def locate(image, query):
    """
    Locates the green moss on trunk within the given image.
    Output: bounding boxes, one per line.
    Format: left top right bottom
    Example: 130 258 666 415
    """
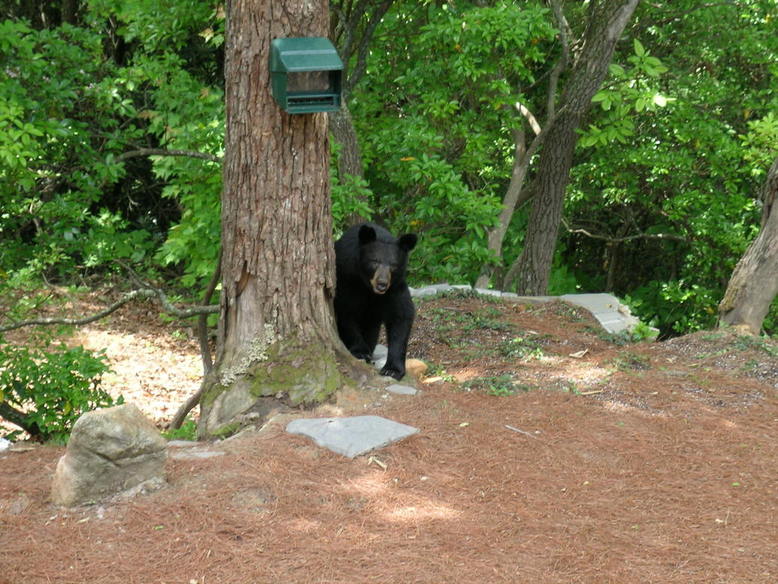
198 334 345 439
245 339 342 404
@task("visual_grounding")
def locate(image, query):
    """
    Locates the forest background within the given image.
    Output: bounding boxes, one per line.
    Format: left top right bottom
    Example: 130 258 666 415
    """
1 0 776 344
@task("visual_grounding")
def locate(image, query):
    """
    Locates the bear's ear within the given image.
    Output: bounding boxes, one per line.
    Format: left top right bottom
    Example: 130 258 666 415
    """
398 233 417 252
358 225 377 245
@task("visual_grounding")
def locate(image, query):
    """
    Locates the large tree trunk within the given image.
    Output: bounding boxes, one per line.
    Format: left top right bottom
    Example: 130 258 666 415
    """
501 0 640 295
199 0 359 438
718 157 778 335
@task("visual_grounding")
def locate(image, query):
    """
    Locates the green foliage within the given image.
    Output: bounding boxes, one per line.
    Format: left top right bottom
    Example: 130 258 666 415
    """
741 112 778 171
581 40 671 147
0 340 119 443
0 20 155 280
161 419 198 441
0 0 776 339
498 336 545 360
330 172 374 233
462 374 527 397
352 1 556 284
565 0 778 336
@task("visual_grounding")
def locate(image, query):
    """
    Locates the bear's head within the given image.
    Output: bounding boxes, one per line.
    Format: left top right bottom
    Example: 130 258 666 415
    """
358 224 417 295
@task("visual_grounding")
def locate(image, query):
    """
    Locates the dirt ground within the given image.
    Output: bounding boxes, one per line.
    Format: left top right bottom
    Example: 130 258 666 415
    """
1 291 777 584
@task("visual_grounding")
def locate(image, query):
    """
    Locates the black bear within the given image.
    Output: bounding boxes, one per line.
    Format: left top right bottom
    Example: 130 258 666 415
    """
334 223 418 380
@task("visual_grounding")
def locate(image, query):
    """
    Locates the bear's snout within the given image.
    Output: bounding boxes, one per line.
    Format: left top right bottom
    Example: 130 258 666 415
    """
370 266 392 294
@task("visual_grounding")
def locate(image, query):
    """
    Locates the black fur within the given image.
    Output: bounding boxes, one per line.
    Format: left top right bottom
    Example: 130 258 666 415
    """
334 223 417 380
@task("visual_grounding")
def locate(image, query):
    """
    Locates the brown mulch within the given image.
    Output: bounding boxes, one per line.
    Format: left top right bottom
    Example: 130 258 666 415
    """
2 293 777 583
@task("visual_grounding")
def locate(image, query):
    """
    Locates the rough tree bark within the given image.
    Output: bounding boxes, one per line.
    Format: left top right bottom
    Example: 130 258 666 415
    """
718 157 778 335
198 0 363 439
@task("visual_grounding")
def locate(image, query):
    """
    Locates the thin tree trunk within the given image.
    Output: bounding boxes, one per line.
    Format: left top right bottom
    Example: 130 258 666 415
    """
718 157 778 335
503 114 579 293
329 1 395 226
503 0 640 295
199 0 361 438
330 103 368 224
475 126 535 289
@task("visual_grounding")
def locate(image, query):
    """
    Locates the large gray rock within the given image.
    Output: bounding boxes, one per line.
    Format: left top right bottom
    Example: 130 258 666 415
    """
51 403 167 507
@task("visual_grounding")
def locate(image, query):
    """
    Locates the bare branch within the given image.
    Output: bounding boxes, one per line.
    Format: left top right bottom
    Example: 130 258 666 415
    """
515 102 542 136
116 148 222 164
0 288 218 334
347 0 394 93
1 289 152 333
561 217 687 244
168 255 222 431
117 261 221 320
546 0 571 118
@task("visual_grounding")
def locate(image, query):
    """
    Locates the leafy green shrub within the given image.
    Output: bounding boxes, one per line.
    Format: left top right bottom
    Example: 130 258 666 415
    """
162 418 198 441
0 340 120 443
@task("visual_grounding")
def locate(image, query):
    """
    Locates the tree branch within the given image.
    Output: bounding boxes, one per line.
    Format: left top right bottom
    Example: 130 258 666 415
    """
0 288 218 334
561 217 688 243
116 148 222 164
0 401 43 439
515 102 542 136
168 255 223 431
546 0 571 118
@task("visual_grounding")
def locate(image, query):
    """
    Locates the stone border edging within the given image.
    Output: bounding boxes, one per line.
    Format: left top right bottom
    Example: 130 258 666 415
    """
408 284 643 335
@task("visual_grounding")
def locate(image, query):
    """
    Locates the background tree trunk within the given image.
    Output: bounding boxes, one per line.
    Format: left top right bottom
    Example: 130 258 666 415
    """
199 0 358 438
329 0 395 225
718 157 778 335
501 0 640 295
502 114 579 293
330 104 368 224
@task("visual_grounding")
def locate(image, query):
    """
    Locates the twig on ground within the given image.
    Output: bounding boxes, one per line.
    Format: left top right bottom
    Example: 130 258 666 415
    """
504 424 539 439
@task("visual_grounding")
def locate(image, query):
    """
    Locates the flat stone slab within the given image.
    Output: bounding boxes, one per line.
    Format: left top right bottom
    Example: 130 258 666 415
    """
168 449 226 461
286 416 419 458
386 384 418 395
560 293 641 334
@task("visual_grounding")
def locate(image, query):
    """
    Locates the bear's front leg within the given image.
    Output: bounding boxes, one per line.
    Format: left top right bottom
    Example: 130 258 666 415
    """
381 297 415 380
339 323 373 362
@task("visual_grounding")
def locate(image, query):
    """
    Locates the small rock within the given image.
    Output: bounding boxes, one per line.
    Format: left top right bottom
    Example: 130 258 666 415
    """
386 384 419 396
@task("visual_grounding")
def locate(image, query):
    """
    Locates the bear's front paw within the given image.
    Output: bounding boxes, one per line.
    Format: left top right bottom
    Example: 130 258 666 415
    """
380 364 405 380
350 349 373 363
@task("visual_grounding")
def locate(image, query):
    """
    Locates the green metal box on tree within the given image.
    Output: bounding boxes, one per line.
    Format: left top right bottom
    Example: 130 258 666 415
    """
270 37 343 114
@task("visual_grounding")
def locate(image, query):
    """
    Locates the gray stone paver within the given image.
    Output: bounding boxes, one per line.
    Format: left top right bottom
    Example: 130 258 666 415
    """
286 416 419 458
